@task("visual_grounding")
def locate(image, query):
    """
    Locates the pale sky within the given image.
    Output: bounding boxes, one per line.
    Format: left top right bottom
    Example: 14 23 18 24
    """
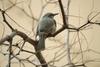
0 0 100 67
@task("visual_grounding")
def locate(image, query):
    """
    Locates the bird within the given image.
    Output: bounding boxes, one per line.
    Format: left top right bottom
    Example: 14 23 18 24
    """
36 13 58 51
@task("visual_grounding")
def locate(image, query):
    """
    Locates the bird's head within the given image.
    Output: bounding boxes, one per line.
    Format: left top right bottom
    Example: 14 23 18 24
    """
43 13 58 18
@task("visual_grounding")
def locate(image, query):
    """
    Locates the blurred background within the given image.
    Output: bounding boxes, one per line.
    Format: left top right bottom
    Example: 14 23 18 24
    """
0 0 100 67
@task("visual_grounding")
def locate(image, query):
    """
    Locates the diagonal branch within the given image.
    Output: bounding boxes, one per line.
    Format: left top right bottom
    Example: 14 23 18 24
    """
0 30 48 67
0 9 14 31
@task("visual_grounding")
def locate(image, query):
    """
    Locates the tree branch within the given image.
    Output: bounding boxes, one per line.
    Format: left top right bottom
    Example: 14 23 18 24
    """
0 9 14 31
58 0 68 27
0 29 48 67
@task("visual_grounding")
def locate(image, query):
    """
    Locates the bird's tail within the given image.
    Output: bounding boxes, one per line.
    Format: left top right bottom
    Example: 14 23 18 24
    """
37 32 45 51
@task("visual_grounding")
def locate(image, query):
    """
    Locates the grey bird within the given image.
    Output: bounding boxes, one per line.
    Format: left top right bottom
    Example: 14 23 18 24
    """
36 13 58 51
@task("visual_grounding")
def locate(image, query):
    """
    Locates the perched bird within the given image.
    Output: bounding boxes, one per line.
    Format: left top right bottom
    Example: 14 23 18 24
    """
36 13 58 51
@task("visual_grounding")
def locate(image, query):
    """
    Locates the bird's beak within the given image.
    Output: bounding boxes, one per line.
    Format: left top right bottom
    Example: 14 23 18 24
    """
53 13 59 16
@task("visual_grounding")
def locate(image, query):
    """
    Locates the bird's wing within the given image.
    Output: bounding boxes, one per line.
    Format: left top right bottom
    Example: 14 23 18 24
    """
37 17 56 36
45 18 56 34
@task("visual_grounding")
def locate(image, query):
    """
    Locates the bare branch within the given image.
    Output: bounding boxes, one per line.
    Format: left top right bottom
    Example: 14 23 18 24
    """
0 9 14 31
58 0 68 26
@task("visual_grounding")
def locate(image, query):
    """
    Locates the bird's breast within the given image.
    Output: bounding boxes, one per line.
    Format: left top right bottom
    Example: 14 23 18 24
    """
38 17 56 34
